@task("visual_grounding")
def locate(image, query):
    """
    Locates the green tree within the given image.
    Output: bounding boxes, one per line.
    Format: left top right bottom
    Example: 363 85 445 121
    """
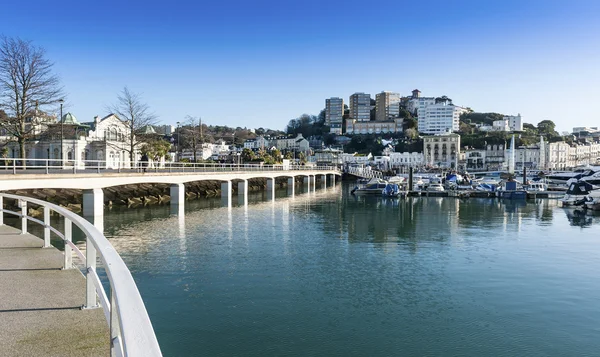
140 139 171 159
537 120 558 137
241 148 255 163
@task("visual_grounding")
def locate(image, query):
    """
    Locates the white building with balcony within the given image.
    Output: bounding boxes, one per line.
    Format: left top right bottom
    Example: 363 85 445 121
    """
423 133 461 168
417 101 467 135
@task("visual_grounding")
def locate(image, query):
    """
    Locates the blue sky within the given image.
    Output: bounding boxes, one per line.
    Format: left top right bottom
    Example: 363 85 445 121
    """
1 0 599 133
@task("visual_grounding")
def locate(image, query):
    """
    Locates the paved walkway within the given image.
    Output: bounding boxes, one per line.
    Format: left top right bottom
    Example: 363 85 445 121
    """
0 225 109 357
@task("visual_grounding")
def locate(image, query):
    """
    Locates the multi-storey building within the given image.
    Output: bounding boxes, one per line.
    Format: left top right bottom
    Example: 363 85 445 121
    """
423 133 461 168
325 97 344 135
485 144 506 171
405 89 435 116
375 91 400 121
345 118 403 135
417 100 467 135
504 114 523 131
546 141 571 169
387 152 425 168
349 92 371 122
243 136 270 150
465 149 487 171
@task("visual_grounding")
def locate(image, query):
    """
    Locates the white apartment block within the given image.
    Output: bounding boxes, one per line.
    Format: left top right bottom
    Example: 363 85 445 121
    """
423 133 461 168
326 97 344 135
243 136 270 150
406 90 436 116
270 134 310 152
376 91 400 121
387 152 425 168
345 118 403 135
504 114 523 131
417 101 467 135
546 141 571 169
349 92 371 122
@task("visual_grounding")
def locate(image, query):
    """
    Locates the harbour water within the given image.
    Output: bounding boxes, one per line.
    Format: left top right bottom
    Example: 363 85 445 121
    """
102 184 600 356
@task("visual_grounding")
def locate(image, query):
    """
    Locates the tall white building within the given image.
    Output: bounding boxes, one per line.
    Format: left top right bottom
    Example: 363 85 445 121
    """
375 91 400 121
406 89 435 116
325 97 344 135
349 92 371 122
504 114 523 131
417 100 467 134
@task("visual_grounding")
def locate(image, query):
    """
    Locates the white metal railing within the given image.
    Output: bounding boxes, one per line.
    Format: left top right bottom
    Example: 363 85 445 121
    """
0 193 162 357
0 158 338 175
346 166 383 179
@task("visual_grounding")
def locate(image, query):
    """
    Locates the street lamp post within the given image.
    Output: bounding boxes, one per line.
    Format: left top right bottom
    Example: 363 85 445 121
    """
176 121 180 161
59 99 64 161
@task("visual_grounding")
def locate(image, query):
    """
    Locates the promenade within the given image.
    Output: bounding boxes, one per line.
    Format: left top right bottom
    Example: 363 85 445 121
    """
0 225 108 356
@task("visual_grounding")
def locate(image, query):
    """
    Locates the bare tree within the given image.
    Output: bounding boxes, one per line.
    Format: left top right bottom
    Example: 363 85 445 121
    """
108 86 157 161
180 115 203 162
0 36 64 160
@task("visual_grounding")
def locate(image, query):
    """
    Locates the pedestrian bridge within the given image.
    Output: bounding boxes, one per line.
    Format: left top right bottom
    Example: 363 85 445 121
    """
0 159 341 230
0 162 341 356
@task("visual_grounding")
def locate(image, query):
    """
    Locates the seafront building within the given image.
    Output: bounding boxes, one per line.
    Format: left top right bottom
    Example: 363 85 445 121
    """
2 113 139 168
345 118 404 135
423 133 461 168
325 97 344 135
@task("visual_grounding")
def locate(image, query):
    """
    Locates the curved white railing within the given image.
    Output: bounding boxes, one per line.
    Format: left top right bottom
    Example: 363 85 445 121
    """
0 158 339 175
0 193 162 357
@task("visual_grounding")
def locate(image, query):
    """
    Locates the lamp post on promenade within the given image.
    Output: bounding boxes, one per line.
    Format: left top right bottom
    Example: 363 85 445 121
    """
59 99 64 161
176 121 180 161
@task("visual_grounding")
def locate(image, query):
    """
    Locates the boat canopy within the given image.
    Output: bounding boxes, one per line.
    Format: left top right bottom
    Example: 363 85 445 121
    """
566 181 597 195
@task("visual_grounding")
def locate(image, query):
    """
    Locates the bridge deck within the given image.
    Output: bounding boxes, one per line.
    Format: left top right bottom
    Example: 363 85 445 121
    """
0 225 109 356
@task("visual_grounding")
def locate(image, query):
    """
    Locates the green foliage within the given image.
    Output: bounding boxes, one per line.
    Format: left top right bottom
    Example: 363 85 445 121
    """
241 148 255 163
344 134 384 155
537 120 558 137
460 112 504 125
286 113 324 138
140 139 171 158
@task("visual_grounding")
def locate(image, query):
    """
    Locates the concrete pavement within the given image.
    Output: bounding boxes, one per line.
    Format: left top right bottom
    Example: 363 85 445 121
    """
0 225 109 357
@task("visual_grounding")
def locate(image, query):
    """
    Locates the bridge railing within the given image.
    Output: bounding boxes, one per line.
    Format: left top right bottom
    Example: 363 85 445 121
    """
0 193 162 357
0 158 339 175
346 166 383 179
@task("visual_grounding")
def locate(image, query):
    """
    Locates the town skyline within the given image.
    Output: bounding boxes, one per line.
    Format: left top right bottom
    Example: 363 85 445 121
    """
1 0 598 133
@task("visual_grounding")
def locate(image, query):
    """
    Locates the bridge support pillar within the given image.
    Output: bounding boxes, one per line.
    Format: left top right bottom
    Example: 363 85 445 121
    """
331 174 336 186
83 189 104 217
238 180 248 206
321 174 327 188
83 189 104 232
170 183 185 205
287 178 295 196
238 180 248 197
267 178 275 200
310 175 316 192
221 181 232 206
303 176 310 192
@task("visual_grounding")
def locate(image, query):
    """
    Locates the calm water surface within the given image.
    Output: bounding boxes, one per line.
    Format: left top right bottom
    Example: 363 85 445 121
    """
101 184 600 356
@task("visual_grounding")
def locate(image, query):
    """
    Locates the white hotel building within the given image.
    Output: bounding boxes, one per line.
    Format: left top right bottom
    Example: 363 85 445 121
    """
325 97 344 135
417 100 468 135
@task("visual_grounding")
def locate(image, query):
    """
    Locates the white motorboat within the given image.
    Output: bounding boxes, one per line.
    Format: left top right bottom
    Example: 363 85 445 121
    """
351 178 388 195
427 183 445 192
560 180 600 207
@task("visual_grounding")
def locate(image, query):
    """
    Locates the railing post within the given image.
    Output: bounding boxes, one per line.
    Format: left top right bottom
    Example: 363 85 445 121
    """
63 218 73 269
0 195 3 226
85 239 98 308
13 159 16 175
43 206 51 247
110 289 122 356
45 159 49 174
20 200 27 234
